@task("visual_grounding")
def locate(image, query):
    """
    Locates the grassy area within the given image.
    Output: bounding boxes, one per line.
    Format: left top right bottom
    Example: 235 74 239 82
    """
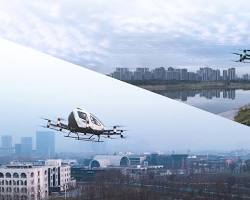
234 107 250 126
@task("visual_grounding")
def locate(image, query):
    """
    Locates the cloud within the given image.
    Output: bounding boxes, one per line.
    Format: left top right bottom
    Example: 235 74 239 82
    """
0 0 250 73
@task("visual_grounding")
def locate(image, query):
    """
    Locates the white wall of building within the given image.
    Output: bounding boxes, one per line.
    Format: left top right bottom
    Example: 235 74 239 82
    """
0 166 48 200
0 159 75 199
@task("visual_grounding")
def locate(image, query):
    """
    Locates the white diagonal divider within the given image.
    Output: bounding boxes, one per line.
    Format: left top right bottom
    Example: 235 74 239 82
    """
0 38 249 153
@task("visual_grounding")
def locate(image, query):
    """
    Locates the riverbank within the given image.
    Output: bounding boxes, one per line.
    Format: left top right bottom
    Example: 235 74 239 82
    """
218 110 239 121
218 104 250 126
129 81 250 92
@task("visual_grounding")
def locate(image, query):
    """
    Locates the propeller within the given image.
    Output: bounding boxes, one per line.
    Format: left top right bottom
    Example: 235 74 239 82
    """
240 49 250 51
41 126 60 132
120 134 128 139
113 125 125 128
56 117 65 127
41 117 52 128
57 117 66 121
41 117 52 122
113 125 125 132
232 52 242 55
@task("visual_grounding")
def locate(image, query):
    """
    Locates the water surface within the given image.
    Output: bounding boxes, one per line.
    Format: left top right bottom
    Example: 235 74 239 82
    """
160 89 250 114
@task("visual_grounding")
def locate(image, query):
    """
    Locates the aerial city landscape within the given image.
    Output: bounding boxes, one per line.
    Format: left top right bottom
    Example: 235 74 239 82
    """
2 0 250 200
2 132 250 199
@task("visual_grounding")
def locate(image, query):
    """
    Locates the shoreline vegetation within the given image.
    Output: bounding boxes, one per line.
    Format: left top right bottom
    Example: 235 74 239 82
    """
234 105 250 127
126 80 250 92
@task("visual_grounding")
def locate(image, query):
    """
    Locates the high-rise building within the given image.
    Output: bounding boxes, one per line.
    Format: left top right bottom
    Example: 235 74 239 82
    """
36 131 55 157
166 67 180 81
180 68 188 81
215 69 220 81
1 135 12 148
134 68 151 81
228 68 236 81
188 72 198 81
15 143 22 156
243 74 250 80
153 67 166 80
222 70 228 81
198 67 214 81
21 137 33 156
0 135 13 156
111 68 133 81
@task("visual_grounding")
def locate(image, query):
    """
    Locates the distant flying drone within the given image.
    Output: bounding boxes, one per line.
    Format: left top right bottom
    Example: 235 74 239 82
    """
42 108 126 142
232 49 250 63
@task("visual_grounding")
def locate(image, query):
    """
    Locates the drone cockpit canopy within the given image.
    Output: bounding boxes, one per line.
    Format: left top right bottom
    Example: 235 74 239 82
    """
68 108 105 132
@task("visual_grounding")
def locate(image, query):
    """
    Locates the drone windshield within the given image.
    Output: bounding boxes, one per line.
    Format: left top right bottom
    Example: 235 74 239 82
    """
90 113 103 126
77 111 87 121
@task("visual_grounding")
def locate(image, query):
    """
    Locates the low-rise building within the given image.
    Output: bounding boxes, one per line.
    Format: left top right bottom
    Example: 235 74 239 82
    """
89 155 130 169
0 159 76 200
0 164 49 200
44 159 75 192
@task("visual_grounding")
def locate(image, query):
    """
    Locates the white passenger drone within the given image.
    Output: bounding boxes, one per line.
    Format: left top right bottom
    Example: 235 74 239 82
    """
232 49 250 63
42 108 126 142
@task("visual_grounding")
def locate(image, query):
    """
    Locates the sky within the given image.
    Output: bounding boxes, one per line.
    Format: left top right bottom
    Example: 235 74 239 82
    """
1 0 250 74
1 38 250 153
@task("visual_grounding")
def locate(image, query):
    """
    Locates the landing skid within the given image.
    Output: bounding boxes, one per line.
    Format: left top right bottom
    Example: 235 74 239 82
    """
64 135 104 142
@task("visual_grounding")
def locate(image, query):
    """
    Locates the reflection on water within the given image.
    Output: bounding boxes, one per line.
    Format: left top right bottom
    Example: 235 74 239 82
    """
161 89 236 101
160 89 250 114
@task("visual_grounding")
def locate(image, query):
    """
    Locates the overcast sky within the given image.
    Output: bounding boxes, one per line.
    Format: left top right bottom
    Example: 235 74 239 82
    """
1 0 250 74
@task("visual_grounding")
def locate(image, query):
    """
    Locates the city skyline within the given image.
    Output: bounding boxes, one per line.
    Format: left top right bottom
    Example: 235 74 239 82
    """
0 132 55 157
111 66 239 82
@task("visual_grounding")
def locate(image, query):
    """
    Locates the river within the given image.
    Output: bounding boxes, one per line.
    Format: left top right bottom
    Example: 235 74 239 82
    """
158 89 250 118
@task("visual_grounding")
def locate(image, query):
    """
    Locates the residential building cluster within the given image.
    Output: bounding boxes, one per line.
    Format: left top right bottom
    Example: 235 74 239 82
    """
242 73 250 80
0 159 76 200
0 131 55 158
110 67 238 82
